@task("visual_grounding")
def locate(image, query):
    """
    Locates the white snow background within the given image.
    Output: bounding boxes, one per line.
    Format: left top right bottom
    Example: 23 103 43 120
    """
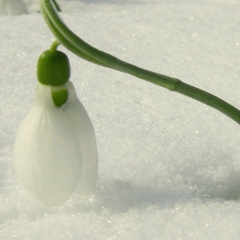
1 0 240 239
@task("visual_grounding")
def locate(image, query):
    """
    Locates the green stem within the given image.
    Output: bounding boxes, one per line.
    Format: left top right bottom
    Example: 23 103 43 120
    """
175 82 240 124
40 1 107 66
49 40 60 52
39 0 240 124
51 0 61 12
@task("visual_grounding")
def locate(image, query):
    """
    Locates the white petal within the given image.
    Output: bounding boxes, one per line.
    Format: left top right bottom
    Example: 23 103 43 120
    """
64 82 98 195
0 0 28 16
14 84 82 206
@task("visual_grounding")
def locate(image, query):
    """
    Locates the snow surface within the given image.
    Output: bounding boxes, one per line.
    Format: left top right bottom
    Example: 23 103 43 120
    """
1 0 240 239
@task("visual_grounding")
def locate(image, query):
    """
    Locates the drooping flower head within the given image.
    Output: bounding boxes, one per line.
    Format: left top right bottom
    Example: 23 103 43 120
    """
14 43 98 206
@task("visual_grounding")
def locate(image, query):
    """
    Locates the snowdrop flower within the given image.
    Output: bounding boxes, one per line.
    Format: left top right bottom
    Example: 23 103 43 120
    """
0 0 28 16
14 46 98 206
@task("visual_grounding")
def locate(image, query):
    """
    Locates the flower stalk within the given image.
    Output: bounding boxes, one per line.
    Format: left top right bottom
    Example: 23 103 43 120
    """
39 0 240 124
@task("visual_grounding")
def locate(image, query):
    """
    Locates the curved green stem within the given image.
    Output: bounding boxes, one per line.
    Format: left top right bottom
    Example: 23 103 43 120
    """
51 0 61 12
39 0 240 124
176 82 240 124
49 40 60 52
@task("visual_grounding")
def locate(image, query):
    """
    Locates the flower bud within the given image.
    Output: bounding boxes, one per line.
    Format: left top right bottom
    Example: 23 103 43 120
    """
14 47 98 206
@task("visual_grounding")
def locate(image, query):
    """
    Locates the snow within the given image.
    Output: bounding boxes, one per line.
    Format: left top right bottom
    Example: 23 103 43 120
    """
1 0 240 239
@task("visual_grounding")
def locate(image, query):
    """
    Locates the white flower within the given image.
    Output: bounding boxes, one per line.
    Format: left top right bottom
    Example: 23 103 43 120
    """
14 81 98 206
0 0 28 16
65 82 98 195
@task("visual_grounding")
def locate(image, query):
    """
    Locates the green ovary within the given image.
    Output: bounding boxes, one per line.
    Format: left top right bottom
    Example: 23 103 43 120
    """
37 50 70 86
